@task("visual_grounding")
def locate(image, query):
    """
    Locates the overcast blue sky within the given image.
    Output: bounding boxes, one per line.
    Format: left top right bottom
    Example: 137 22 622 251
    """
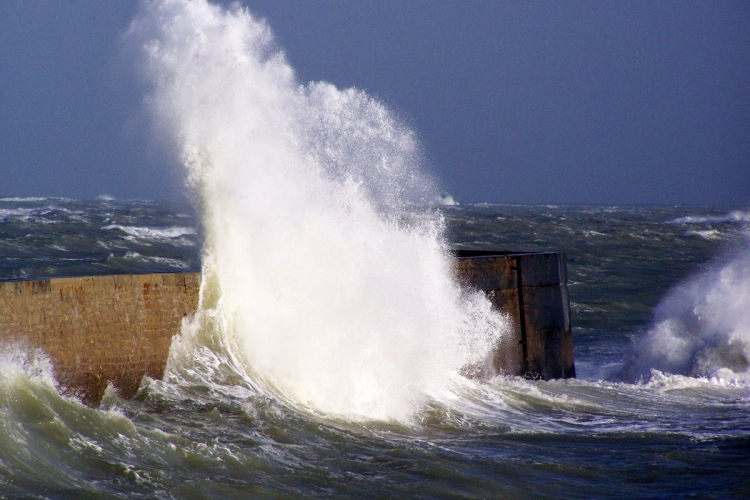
1 0 748 205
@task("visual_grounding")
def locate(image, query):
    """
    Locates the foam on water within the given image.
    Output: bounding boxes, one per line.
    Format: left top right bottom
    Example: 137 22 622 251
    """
102 224 196 239
0 197 52 202
129 0 506 421
667 210 750 225
115 251 192 269
683 229 723 240
0 346 58 393
0 209 33 221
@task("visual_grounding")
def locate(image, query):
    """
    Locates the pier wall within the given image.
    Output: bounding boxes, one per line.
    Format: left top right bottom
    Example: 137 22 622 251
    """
0 252 574 403
454 251 576 379
0 273 200 403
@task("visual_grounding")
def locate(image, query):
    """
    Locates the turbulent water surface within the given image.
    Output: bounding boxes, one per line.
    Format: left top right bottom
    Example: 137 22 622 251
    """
2 199 749 499
2 0 750 497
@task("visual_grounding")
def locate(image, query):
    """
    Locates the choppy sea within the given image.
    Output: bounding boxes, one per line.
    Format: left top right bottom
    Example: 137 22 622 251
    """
1 197 749 499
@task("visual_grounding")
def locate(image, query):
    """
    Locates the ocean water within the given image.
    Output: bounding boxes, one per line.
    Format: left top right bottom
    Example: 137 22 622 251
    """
1 199 749 499
2 0 750 497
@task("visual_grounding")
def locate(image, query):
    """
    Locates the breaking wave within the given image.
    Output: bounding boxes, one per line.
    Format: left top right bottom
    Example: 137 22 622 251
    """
128 0 506 421
668 210 750 225
620 246 750 384
102 224 196 240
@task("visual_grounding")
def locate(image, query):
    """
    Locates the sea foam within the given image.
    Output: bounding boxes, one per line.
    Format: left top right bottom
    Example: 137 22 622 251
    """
102 225 196 239
668 210 750 225
128 0 506 421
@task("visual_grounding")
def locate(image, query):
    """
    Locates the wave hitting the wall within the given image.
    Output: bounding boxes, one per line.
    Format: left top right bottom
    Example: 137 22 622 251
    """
128 0 506 421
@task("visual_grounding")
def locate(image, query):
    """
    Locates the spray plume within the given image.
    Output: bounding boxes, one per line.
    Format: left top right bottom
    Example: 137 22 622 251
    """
621 247 750 383
128 0 506 420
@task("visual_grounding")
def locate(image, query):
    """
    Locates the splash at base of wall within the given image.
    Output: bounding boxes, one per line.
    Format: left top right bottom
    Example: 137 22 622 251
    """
0 252 573 404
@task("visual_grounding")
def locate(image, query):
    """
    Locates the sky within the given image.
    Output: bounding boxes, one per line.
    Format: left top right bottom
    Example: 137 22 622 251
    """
1 0 748 205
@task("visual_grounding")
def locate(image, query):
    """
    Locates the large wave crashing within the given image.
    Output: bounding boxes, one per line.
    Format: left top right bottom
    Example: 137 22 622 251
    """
621 244 750 383
127 0 506 421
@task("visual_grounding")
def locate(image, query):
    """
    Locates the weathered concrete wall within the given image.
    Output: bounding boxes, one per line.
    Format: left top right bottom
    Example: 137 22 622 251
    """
0 252 574 403
0 273 200 403
454 251 576 380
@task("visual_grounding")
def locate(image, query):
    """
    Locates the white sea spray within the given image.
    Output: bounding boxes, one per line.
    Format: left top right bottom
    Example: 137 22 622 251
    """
128 0 506 421
622 247 750 383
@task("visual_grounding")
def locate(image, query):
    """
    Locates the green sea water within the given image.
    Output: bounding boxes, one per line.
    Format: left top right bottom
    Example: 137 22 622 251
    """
1 199 749 499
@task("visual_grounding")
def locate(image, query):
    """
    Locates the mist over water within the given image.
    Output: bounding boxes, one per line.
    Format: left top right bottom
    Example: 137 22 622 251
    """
128 0 505 420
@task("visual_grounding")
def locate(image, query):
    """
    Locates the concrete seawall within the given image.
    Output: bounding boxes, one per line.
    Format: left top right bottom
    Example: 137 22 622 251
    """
454 251 575 379
0 273 200 403
1 252 574 403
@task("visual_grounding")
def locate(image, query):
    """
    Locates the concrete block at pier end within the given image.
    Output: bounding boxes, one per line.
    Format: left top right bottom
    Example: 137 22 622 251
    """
453 251 575 380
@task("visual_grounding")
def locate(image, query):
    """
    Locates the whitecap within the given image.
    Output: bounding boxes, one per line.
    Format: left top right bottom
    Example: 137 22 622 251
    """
0 208 35 220
683 229 723 240
102 225 197 239
668 210 750 225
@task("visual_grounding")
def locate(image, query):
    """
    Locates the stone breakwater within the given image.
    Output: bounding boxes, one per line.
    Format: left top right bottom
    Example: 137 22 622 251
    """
0 273 200 403
0 253 574 404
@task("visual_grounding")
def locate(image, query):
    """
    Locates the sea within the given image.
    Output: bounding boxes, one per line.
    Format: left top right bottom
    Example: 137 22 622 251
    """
3 0 750 497
1 198 749 499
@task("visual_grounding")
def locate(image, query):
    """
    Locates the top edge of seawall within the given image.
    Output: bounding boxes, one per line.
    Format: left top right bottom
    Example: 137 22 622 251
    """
451 250 565 258
0 270 202 284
